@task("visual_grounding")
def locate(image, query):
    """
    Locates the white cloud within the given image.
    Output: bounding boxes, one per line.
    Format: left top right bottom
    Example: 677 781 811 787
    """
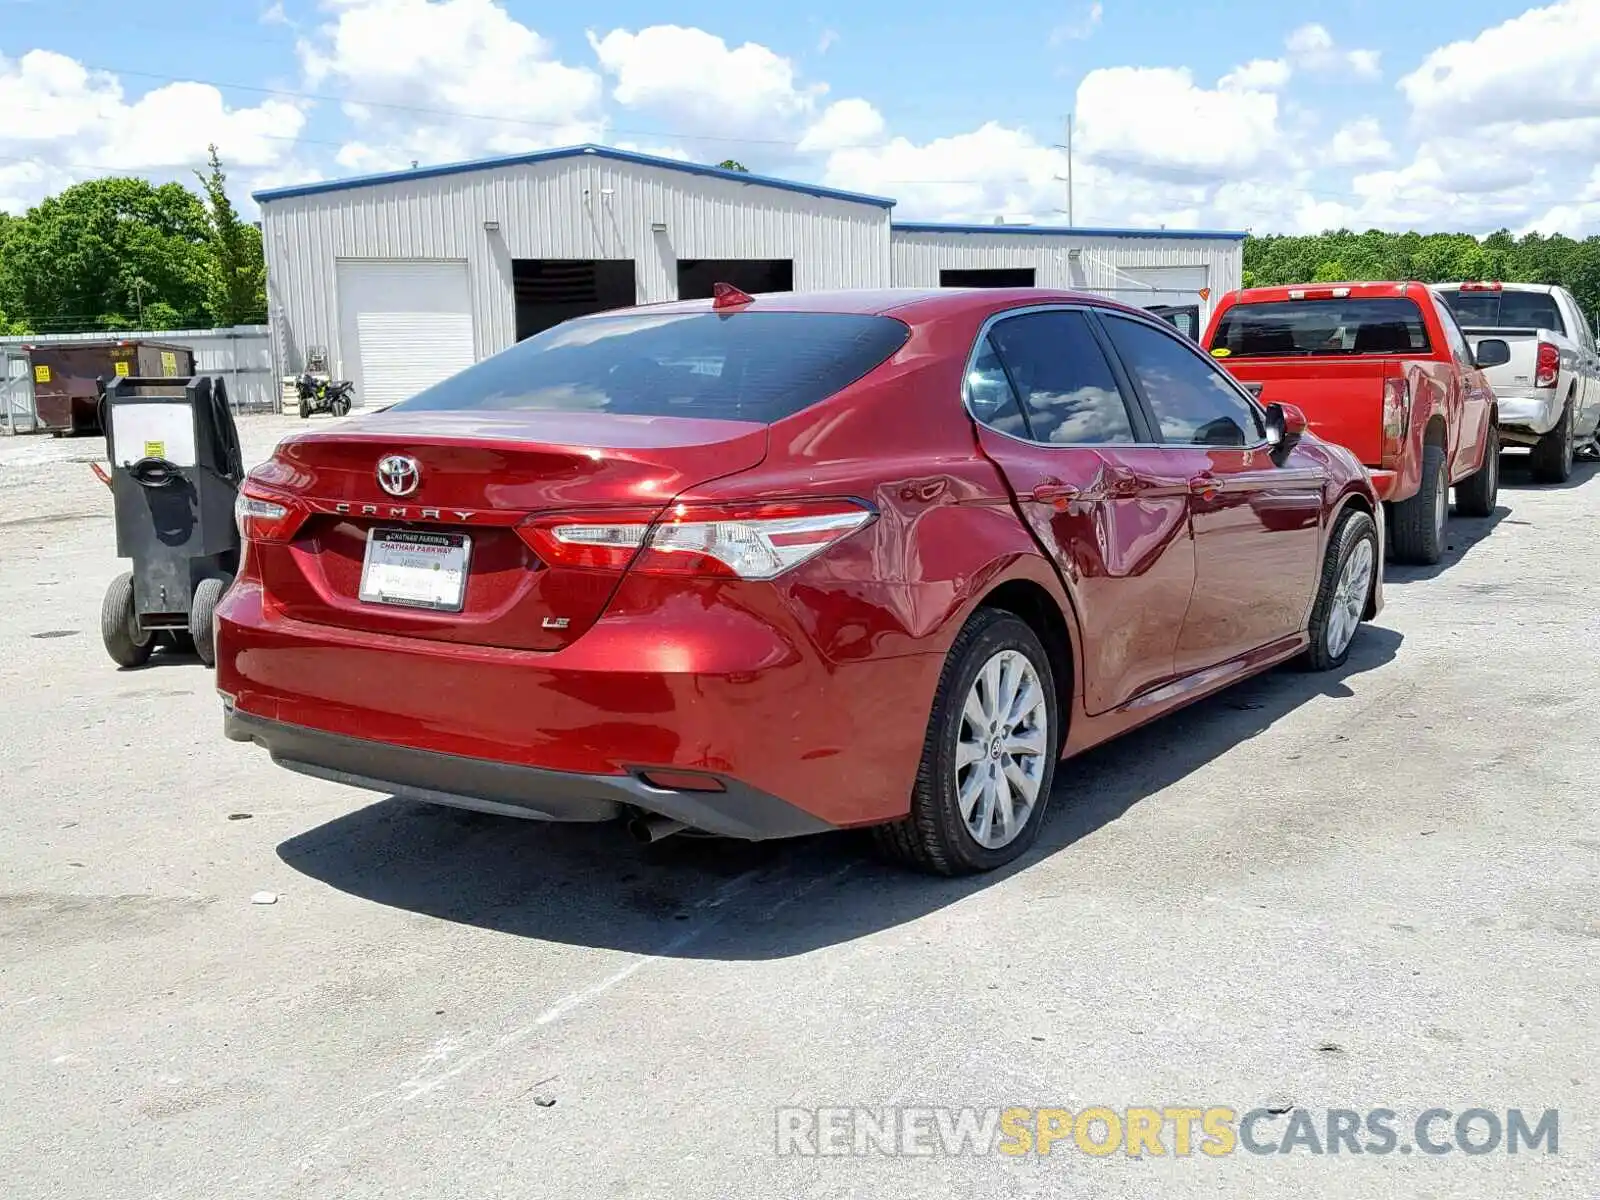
590 25 822 137
1050 1 1104 45
1286 23 1381 77
1220 58 1291 91
1075 66 1282 179
298 0 604 168
818 124 1065 222
0 48 305 212
798 99 886 153
1328 117 1395 166
1400 0 1600 129
817 28 839 55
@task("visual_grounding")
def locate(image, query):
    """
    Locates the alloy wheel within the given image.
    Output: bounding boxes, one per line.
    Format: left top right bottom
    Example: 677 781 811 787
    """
956 649 1049 849
1325 537 1374 659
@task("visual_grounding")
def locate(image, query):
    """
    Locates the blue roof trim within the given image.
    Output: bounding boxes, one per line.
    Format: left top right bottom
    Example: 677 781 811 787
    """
252 143 898 208
892 221 1247 241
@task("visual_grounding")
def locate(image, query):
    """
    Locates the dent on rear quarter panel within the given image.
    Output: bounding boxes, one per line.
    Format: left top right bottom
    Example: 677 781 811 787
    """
685 312 1082 671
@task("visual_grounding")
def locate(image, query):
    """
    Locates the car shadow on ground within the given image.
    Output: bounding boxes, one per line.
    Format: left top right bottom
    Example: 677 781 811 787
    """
276 626 1402 961
1387 455 1597 585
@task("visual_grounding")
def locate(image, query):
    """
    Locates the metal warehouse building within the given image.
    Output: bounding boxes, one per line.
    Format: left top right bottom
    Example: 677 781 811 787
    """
255 144 1243 407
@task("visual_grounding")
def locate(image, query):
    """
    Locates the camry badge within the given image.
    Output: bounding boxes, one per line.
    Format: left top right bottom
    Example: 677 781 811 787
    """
376 454 420 497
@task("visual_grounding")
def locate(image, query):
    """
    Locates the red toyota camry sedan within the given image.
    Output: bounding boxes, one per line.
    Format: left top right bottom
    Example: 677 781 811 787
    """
218 286 1382 875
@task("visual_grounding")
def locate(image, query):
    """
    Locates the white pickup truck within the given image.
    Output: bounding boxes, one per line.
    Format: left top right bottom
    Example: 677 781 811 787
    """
1435 281 1600 482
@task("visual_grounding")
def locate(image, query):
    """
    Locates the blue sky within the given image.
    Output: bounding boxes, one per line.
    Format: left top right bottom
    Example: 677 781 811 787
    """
4 0 1599 235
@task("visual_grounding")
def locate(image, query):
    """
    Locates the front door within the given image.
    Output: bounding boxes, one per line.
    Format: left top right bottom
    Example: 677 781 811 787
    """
967 307 1196 714
1096 311 1324 675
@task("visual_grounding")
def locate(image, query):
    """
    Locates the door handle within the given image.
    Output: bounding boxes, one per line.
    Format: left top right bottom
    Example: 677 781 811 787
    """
1032 481 1081 507
1188 472 1223 498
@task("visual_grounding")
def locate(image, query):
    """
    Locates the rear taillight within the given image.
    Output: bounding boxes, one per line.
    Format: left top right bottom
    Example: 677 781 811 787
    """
1535 341 1560 388
234 482 307 543
1381 377 1409 465
517 499 874 580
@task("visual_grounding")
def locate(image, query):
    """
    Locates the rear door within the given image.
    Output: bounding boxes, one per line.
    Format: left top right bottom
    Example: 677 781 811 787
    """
1101 310 1324 674
965 306 1194 715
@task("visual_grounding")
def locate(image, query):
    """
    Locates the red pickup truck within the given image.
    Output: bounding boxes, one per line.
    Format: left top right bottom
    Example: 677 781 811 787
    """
1202 282 1501 565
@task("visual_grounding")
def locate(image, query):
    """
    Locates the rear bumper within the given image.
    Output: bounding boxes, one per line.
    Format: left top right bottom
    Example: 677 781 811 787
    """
224 707 832 839
1494 388 1562 438
215 579 941 833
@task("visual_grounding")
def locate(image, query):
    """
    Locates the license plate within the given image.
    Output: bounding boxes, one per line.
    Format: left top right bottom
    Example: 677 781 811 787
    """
358 528 471 612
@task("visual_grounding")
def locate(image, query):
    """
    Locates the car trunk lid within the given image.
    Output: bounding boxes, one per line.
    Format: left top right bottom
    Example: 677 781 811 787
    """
249 409 769 650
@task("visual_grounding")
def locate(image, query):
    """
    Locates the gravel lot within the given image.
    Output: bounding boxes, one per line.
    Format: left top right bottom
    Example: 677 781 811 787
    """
1 414 1596 1199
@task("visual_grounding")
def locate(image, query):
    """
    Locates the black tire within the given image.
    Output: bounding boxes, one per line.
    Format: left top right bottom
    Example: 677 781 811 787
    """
871 609 1060 876
1299 507 1379 672
1454 423 1500 518
331 395 351 418
1389 442 1448 565
189 577 226 669
101 572 153 668
299 399 311 419
1530 397 1575 483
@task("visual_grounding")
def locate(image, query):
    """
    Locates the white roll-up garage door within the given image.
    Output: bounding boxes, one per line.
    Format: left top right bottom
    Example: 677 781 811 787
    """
336 259 476 407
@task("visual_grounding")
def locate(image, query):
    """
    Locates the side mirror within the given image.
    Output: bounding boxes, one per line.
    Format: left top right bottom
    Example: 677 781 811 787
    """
1474 338 1511 369
1264 401 1307 462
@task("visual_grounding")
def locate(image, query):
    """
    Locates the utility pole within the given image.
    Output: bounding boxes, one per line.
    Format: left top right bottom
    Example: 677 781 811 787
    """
1052 115 1076 227
1065 113 1074 227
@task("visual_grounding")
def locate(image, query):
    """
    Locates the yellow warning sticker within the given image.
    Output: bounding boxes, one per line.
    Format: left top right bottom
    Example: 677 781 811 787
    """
1210 347 1232 357
160 351 178 376
143 440 166 459
33 364 50 383
114 360 131 376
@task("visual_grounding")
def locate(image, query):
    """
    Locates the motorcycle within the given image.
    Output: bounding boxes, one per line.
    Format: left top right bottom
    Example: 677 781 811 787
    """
296 373 355 419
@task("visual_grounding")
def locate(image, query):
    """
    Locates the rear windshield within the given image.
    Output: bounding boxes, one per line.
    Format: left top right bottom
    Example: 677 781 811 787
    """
1436 289 1565 334
394 311 911 423
1208 298 1432 357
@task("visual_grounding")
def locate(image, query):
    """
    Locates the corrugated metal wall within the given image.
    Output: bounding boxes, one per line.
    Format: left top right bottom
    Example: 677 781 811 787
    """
890 230 1243 327
261 155 894 378
0 325 276 422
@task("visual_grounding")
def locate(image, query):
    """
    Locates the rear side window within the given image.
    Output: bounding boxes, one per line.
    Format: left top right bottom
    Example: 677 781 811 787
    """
1436 289 1566 335
395 311 911 423
984 310 1137 444
1209 298 1432 357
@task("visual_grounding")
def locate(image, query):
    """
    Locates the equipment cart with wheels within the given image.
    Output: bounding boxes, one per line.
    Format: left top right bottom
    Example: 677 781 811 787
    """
99 376 245 669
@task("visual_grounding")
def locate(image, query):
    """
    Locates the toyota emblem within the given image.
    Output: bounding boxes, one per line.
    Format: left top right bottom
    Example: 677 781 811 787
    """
376 454 420 497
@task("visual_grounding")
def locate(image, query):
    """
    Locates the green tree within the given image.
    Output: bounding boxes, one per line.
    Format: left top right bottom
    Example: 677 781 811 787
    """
1242 229 1600 322
717 159 750 172
0 177 212 332
195 144 267 326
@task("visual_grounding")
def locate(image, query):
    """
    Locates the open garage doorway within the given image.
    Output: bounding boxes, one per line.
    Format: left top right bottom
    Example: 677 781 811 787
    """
939 268 1036 288
677 260 794 300
513 260 636 341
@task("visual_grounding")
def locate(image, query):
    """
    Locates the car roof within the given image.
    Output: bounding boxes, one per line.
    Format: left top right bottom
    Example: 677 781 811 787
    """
1224 281 1424 304
1434 281 1557 294
568 287 1156 323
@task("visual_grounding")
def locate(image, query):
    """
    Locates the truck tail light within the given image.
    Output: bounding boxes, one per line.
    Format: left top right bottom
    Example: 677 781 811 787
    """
235 483 307 543
1381 377 1409 466
1535 341 1560 388
517 499 874 580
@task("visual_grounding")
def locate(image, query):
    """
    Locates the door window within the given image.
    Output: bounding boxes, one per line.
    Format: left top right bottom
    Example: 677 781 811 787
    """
985 310 1137 444
1102 314 1266 447
1434 300 1475 366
